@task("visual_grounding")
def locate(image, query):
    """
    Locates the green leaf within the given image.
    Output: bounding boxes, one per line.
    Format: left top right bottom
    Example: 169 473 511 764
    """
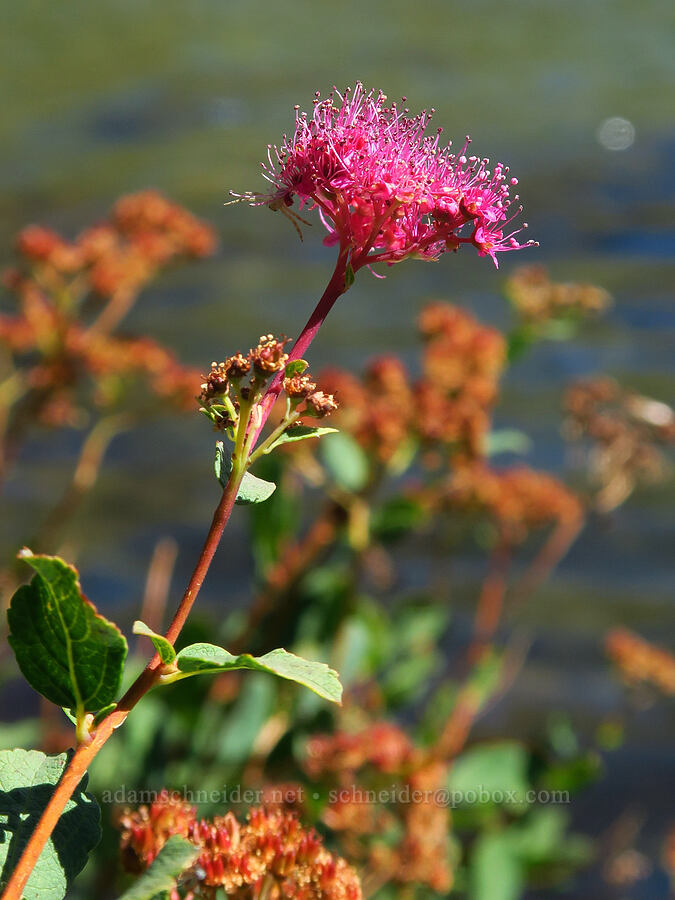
7 552 128 714
486 429 532 457
132 621 176 665
175 644 342 703
470 831 524 900
450 741 530 809
214 442 277 505
0 749 100 900
319 431 369 492
344 262 355 288
236 470 277 505
117 835 198 900
265 425 338 453
284 359 308 377
371 496 426 542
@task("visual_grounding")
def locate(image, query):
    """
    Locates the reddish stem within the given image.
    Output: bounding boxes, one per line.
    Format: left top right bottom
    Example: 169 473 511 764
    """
249 249 349 446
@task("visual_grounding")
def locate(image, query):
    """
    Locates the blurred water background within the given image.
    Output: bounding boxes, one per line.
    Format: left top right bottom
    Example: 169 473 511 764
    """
1 1 673 896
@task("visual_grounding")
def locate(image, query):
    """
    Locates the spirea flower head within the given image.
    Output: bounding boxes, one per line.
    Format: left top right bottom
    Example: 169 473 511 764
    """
235 83 536 270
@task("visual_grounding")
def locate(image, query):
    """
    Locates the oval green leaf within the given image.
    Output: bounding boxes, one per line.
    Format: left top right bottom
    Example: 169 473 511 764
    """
175 644 342 704
7 552 128 714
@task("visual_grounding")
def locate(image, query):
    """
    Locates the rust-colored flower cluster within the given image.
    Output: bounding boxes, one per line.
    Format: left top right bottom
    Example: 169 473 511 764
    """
119 789 196 871
606 628 675 695
564 377 674 511
506 265 611 324
316 302 505 466
417 302 505 458
441 462 583 544
118 791 361 900
304 723 453 893
305 722 415 778
9 190 215 297
0 193 216 433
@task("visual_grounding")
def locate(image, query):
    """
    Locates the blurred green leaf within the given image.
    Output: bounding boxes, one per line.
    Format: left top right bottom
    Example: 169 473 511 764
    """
383 651 441 705
175 644 342 703
216 673 276 765
471 831 524 900
319 431 369 492
132 621 176 665
450 741 530 809
541 751 602 794
0 749 100 900
7 552 127 714
117 835 197 900
371 496 426 542
486 429 532 457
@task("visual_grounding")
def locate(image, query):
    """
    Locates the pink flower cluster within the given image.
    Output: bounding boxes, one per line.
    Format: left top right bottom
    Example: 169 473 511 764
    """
240 83 536 269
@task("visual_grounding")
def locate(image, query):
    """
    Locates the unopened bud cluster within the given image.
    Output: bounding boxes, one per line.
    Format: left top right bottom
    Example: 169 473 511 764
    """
118 791 361 899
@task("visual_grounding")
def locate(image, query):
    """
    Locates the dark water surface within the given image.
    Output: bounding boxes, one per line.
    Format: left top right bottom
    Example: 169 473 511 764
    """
1 1 673 894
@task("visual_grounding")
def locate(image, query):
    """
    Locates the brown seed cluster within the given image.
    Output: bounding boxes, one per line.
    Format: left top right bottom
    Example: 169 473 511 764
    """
442 463 583 544
606 628 675 695
118 792 361 900
303 723 453 893
564 377 674 511
199 342 338 431
506 265 611 324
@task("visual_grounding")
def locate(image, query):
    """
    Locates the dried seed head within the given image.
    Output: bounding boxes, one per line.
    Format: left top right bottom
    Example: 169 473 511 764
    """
306 390 339 418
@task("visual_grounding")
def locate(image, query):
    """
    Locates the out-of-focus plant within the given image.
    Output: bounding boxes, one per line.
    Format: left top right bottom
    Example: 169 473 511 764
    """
563 376 675 512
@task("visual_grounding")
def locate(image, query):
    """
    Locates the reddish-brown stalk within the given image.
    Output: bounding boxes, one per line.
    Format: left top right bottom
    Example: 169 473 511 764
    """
249 248 349 446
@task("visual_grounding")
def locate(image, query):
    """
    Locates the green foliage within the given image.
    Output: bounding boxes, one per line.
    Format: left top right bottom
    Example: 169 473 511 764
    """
174 644 342 703
486 429 533 457
116 836 198 900
7 552 127 716
247 454 301 576
470 830 525 900
265 425 338 453
0 749 100 900
132 621 176 665
214 441 277 504
284 359 309 377
450 741 530 810
319 431 370 492
370 495 426 542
